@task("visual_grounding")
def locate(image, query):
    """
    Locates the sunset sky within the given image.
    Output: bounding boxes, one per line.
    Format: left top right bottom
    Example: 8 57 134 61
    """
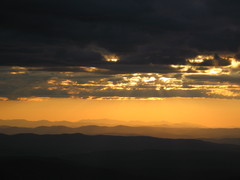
1 0 240 128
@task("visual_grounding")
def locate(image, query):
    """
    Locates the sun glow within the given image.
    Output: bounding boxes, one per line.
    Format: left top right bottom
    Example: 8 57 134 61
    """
104 55 119 62
207 68 223 75
229 58 240 68
187 55 214 64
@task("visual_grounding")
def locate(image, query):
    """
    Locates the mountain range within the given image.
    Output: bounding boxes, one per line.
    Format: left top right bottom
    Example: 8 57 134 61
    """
0 119 204 128
1 124 240 140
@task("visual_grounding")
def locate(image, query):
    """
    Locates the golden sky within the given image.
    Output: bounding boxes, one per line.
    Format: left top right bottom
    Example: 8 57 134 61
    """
0 97 240 128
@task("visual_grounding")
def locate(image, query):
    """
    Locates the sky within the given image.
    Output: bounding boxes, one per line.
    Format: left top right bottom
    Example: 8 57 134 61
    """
0 0 240 127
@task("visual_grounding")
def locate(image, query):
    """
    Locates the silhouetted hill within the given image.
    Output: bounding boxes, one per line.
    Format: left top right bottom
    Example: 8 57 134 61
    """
1 125 240 139
1 134 240 180
0 133 239 156
1 156 137 180
203 138 240 145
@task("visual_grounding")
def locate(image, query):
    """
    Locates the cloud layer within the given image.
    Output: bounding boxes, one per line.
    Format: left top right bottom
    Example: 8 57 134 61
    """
1 0 240 66
0 58 240 100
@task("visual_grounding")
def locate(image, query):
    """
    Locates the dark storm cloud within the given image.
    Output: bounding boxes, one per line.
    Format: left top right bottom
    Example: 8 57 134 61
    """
1 0 240 66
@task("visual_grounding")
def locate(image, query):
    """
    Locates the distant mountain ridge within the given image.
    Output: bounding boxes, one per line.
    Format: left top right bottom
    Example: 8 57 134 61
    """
0 119 204 128
0 119 120 127
1 125 240 139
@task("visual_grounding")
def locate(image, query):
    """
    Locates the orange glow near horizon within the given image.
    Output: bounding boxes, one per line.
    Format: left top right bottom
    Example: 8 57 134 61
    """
0 98 240 128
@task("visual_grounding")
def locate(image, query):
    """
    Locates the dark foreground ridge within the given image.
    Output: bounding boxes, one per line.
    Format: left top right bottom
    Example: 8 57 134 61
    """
1 133 240 180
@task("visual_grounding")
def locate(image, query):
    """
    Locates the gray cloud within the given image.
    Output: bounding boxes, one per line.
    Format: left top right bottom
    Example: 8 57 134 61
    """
1 0 240 66
186 74 240 84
